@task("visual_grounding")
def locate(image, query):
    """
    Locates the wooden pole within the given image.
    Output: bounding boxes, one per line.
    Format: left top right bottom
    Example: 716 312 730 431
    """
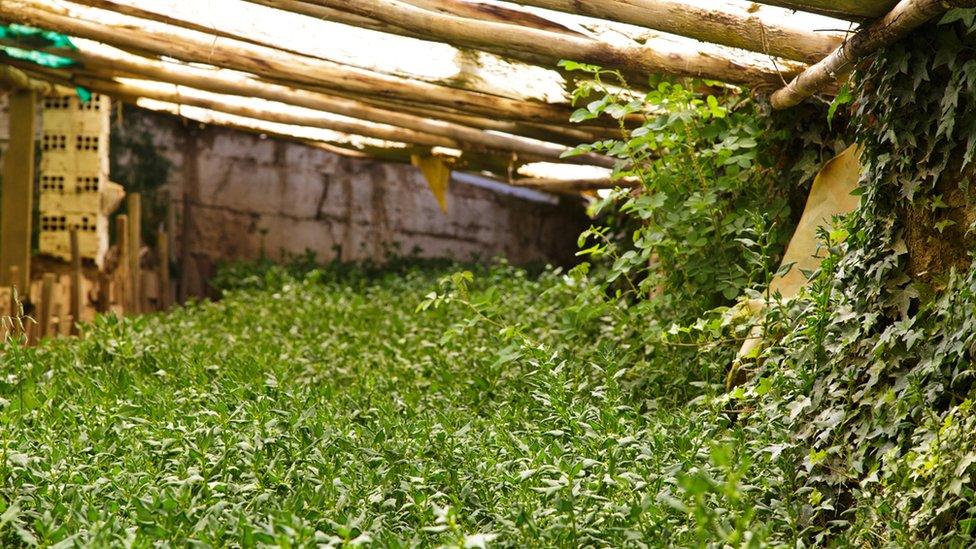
418 0 846 64
1 0 586 126
71 0 580 90
38 272 55 338
69 228 82 335
770 0 976 109
127 194 142 315
306 0 805 86
30 45 616 154
157 227 171 311
0 65 74 95
116 214 129 314
752 0 893 20
511 177 640 192
28 69 616 168
95 273 111 313
0 88 36 295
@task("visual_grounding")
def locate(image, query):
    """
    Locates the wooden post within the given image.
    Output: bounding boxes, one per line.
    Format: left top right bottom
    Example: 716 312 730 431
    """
38 273 55 338
7 265 19 318
157 227 171 310
51 302 62 338
70 228 82 335
127 193 141 314
0 89 37 294
116 213 129 314
96 273 111 314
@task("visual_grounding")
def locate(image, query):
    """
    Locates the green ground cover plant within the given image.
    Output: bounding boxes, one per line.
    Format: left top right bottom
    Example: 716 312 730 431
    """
3 9 976 548
0 262 765 547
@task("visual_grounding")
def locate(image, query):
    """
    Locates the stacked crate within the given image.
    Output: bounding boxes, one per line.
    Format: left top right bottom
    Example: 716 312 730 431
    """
38 93 111 267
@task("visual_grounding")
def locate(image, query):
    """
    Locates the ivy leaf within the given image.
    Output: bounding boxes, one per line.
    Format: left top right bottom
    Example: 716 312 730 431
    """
827 82 852 129
934 219 956 233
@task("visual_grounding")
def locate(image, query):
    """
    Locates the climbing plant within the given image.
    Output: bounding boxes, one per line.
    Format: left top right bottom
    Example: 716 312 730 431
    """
110 104 173 246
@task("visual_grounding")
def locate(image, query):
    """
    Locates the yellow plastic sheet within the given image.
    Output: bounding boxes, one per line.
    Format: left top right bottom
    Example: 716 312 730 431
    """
411 154 452 213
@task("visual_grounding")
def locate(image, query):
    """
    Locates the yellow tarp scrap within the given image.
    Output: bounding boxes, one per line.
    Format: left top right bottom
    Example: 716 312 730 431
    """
770 143 863 298
411 154 452 213
732 144 863 381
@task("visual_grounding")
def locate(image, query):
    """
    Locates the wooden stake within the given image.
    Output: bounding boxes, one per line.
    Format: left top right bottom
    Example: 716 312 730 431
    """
7 266 19 319
69 228 82 336
38 273 55 338
127 194 142 315
0 89 36 295
51 302 62 338
157 228 171 311
96 273 111 314
116 214 130 314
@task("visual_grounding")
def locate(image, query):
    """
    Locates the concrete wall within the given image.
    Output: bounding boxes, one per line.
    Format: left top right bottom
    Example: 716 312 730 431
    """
112 108 588 295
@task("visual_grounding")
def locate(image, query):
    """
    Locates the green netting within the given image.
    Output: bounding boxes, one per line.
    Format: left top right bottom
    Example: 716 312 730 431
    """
0 24 76 68
0 23 90 101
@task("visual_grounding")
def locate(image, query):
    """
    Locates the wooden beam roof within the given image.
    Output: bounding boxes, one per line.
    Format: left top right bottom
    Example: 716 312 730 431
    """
0 0 964 192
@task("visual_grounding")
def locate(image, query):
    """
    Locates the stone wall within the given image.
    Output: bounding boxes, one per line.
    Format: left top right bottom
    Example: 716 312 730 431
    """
112 108 588 296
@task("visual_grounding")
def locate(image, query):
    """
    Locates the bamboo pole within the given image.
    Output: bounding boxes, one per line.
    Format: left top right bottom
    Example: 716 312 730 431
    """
0 0 585 126
127 194 142 315
38 273 55 338
0 89 36 295
69 228 82 335
770 0 976 109
504 0 846 64
17 63 617 168
157 227 171 311
305 0 805 86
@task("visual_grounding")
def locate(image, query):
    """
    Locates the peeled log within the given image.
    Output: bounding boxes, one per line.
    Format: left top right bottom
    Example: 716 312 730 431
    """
0 64 73 95
771 0 976 109
307 0 806 87
0 0 584 126
16 62 617 167
511 177 639 192
509 0 845 64
74 0 569 101
16 43 612 160
753 0 896 20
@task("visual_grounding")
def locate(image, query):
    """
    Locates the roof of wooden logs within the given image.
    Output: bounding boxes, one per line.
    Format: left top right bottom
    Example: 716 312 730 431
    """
0 0 969 191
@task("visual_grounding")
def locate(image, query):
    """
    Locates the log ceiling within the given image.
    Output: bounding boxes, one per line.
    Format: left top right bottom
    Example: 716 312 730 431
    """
0 0 969 191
